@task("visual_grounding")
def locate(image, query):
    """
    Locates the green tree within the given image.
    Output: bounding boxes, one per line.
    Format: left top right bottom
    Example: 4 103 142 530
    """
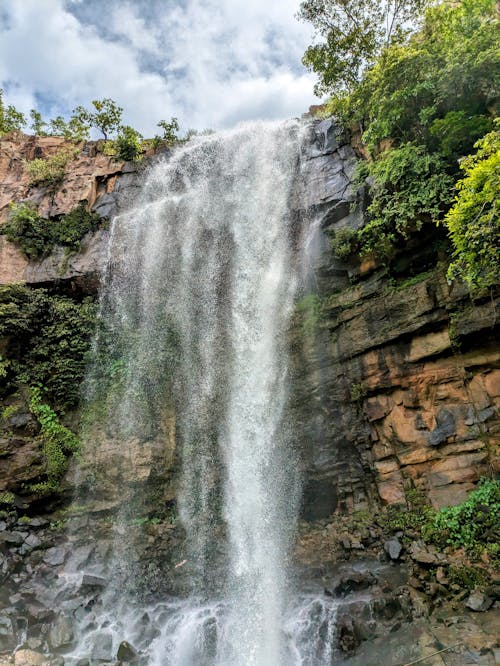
0 89 26 134
444 122 500 292
49 115 90 142
29 109 48 136
297 0 427 96
116 125 143 161
156 117 179 146
73 98 123 140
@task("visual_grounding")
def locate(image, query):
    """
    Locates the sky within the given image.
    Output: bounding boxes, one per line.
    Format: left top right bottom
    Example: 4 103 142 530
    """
0 0 318 136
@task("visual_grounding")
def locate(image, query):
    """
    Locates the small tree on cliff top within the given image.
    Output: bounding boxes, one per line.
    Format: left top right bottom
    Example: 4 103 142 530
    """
73 98 123 140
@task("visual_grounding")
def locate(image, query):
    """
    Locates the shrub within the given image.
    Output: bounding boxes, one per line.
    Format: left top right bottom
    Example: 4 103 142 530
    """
29 387 79 495
295 293 323 337
444 122 500 292
116 125 143 161
0 285 97 410
330 227 358 260
3 203 102 259
25 148 78 186
422 478 499 558
357 144 454 260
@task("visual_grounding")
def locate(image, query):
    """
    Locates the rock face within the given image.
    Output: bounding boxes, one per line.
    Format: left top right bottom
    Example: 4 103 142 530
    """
0 132 142 287
291 118 499 515
0 120 498 663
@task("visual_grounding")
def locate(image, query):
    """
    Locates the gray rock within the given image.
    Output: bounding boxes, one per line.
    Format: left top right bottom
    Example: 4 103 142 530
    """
384 538 403 560
48 614 73 649
81 573 107 588
410 540 443 565
43 546 66 566
117 640 139 663
0 530 24 545
0 520 7 531
429 408 456 446
466 590 493 612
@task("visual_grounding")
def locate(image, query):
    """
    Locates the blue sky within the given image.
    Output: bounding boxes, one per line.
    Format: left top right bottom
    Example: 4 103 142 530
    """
0 0 317 135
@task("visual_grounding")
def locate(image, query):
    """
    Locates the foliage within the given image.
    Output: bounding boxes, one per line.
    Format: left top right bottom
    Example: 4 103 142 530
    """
29 110 48 136
0 491 15 505
444 122 500 292
0 285 97 410
295 293 323 337
429 111 493 160
328 0 499 151
422 478 499 558
25 147 79 186
0 89 26 134
29 387 79 495
3 203 102 259
378 487 433 533
73 98 123 140
357 144 454 260
349 382 366 402
155 118 180 147
49 115 90 142
297 0 427 96
116 125 144 161
330 226 358 260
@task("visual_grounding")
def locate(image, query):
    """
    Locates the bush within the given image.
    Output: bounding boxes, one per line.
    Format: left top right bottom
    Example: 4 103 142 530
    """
29 387 79 495
3 203 102 259
25 148 78 186
422 478 499 558
357 144 454 260
116 125 143 161
444 122 500 292
0 285 97 410
330 227 358 260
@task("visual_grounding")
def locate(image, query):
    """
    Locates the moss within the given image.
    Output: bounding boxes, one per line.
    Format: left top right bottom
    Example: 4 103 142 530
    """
0 491 15 505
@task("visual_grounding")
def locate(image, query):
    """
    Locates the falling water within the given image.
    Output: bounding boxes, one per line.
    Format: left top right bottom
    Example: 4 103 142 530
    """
68 121 338 665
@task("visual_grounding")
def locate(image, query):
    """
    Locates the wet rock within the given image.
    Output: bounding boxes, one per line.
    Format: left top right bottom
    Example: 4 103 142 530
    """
384 538 403 561
48 614 73 649
14 650 48 666
466 591 493 612
116 641 139 663
0 615 15 650
332 570 376 596
81 573 107 588
42 547 66 567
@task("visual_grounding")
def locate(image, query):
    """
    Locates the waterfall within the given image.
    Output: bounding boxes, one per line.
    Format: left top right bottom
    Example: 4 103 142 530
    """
66 121 338 665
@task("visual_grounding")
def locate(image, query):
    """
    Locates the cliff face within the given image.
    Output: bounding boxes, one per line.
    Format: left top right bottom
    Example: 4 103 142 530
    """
0 123 498 514
0 124 498 662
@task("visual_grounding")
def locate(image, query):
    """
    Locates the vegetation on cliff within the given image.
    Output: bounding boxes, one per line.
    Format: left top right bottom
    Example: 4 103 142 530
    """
0 285 96 410
3 203 103 259
301 0 499 291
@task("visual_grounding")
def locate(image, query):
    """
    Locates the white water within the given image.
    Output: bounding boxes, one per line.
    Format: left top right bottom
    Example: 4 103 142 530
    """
68 121 338 665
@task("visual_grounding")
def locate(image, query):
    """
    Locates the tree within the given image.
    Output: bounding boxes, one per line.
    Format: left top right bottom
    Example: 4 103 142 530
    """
444 121 500 292
297 0 427 96
156 117 179 146
116 125 143 161
49 115 90 142
0 89 26 134
73 98 123 140
29 110 48 136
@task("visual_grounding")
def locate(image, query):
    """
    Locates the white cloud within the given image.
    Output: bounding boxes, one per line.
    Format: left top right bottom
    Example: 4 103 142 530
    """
0 0 317 134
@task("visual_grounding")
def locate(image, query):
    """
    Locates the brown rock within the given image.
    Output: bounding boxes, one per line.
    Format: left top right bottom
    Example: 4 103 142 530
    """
14 650 48 666
408 330 450 362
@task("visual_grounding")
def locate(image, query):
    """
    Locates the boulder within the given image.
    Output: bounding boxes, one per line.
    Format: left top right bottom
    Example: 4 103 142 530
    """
384 538 403 561
465 591 493 612
116 641 139 663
